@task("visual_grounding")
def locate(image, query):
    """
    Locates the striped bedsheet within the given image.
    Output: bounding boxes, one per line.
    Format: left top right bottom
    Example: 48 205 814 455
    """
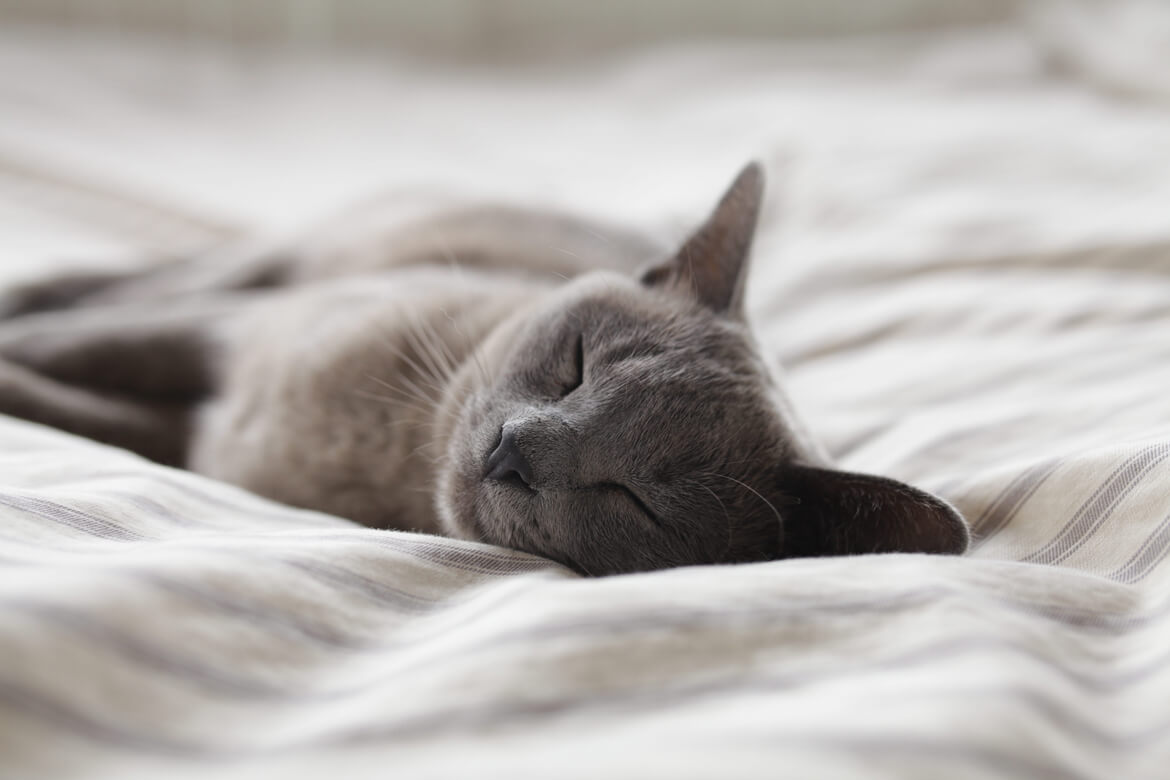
2 18 1170 780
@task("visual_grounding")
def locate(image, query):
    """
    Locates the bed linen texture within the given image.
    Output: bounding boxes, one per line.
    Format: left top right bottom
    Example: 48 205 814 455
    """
1 16 1170 780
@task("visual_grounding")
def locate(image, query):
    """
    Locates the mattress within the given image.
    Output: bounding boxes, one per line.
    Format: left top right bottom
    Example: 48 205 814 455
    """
2 12 1170 780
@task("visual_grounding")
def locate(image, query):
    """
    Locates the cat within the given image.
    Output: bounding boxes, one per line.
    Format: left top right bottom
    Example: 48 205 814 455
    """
0 163 969 575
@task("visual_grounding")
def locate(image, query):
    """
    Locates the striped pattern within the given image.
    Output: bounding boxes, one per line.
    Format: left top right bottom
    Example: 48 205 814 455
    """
3 18 1170 780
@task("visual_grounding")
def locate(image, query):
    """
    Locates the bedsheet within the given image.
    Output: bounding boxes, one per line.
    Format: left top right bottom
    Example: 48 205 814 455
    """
2 15 1170 779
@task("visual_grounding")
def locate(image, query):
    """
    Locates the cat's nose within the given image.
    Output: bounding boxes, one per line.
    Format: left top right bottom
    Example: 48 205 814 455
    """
484 427 535 488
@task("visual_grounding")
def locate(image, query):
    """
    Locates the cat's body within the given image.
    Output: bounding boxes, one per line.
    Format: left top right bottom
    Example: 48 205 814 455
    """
194 269 528 533
0 203 665 533
0 164 969 574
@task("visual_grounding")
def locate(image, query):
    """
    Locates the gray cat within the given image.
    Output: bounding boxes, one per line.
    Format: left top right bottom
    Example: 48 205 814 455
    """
0 163 968 575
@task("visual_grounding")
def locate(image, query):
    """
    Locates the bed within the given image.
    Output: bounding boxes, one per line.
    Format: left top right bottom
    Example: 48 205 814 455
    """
2 7 1169 778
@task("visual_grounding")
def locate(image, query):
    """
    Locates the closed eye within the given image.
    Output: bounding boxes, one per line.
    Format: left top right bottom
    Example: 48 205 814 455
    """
603 482 662 528
560 333 585 397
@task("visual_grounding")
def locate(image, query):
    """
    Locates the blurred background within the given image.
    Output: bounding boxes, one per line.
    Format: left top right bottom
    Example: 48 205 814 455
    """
0 0 1167 289
0 1 1027 58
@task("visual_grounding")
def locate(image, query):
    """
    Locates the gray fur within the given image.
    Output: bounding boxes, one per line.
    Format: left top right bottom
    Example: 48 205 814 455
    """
0 163 969 575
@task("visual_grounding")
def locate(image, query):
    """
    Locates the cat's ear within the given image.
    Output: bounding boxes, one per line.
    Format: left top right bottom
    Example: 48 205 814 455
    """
640 161 764 317
778 465 969 557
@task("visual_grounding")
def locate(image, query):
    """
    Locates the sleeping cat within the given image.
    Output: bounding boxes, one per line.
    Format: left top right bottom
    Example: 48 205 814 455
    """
0 163 969 575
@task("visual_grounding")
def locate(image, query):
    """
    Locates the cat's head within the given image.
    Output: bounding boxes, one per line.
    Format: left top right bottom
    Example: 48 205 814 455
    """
437 163 968 575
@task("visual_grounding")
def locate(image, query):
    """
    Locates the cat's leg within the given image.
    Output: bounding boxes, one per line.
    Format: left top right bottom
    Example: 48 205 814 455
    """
0 297 239 400
0 357 191 465
0 241 291 320
0 269 131 319
0 297 247 464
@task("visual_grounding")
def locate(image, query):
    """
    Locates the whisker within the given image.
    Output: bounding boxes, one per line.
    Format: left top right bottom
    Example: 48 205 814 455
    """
427 318 461 378
413 449 448 467
380 368 437 410
562 552 596 577
580 226 613 246
352 388 433 419
402 312 451 388
701 471 784 554
687 478 733 563
385 417 428 430
414 314 457 381
368 322 441 395
360 375 434 412
377 327 446 396
441 305 489 385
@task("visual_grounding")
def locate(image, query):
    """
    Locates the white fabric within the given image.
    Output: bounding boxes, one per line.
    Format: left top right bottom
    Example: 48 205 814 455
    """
2 15 1170 780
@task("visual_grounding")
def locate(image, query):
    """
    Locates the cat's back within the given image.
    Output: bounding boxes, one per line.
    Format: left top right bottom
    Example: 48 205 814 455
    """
287 200 668 283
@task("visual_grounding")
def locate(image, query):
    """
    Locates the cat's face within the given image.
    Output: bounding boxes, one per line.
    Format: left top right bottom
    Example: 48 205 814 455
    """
437 164 969 575
440 274 796 574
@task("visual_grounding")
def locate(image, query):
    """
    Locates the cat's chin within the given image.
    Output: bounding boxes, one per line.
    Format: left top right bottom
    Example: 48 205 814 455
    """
468 481 531 547
435 459 517 548
437 460 548 557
